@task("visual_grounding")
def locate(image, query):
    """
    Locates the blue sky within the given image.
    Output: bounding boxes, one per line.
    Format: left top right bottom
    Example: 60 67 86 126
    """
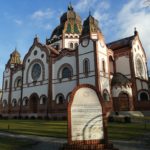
0 0 150 88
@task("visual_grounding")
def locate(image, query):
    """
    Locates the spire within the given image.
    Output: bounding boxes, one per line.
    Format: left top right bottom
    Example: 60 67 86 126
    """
134 27 138 36
68 2 73 11
89 10 91 17
33 34 40 44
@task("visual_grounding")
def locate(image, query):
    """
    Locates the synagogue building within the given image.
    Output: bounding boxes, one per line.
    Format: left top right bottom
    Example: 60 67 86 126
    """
0 5 150 119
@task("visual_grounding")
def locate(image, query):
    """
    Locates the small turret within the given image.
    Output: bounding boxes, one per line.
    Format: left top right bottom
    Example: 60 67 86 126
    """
81 13 101 39
6 48 22 69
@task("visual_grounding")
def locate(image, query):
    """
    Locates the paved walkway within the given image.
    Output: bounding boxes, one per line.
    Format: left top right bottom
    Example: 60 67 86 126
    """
0 132 150 150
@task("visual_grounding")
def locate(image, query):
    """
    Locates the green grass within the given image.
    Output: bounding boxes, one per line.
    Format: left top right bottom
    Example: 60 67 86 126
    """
0 119 150 140
108 122 150 140
0 136 34 150
0 120 67 138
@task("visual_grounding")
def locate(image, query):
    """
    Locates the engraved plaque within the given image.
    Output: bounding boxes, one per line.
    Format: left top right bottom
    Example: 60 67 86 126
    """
70 87 104 141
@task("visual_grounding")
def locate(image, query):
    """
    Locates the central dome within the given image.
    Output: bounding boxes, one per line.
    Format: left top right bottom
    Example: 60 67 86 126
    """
48 4 82 43
60 4 81 24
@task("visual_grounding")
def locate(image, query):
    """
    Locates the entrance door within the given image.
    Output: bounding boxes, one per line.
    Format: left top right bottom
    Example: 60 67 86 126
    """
118 93 129 111
30 94 38 113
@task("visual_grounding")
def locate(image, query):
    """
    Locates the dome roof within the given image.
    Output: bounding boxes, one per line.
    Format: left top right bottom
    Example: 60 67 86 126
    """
60 4 81 24
111 73 131 86
82 13 101 36
6 49 22 67
48 4 82 43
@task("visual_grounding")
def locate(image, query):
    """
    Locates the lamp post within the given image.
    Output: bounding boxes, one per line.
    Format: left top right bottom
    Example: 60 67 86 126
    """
18 65 24 118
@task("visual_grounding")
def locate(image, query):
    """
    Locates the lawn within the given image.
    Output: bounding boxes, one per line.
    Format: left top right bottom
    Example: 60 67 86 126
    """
0 119 150 150
0 120 67 138
108 122 150 140
0 119 150 140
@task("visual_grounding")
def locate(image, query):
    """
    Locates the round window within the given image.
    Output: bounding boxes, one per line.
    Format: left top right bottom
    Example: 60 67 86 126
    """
31 63 41 81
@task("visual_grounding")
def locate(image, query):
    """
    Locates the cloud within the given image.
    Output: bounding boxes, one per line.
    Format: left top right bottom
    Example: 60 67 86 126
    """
30 8 56 30
116 0 150 63
31 9 53 20
14 19 22 25
75 0 109 13
75 0 97 12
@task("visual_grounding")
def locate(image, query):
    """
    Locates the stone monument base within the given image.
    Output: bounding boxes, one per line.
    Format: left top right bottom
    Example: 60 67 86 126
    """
61 142 118 150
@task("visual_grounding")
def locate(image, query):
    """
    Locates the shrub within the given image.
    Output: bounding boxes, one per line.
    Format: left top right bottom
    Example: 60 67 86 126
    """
53 116 58 120
30 116 36 120
124 116 131 123
62 116 67 121
24 116 29 119
37 116 43 120
108 116 114 122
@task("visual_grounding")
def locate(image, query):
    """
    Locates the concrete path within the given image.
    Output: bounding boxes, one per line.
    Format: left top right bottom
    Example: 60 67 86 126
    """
0 132 150 150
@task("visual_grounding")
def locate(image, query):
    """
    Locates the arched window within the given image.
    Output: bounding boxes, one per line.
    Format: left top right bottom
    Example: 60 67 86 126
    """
55 94 64 104
18 98 21 106
3 100 7 108
14 77 22 88
23 97 29 106
102 60 106 76
138 91 149 101
83 58 90 75
58 64 73 80
70 43 73 49
62 67 72 79
17 79 22 87
66 92 72 102
103 90 110 101
140 93 148 100
12 99 17 107
75 43 78 49
40 96 47 105
5 80 8 90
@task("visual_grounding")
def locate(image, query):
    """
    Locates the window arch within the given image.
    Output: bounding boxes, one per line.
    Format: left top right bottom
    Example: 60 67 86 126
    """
23 97 29 106
58 64 73 80
55 94 64 104
102 60 106 76
18 98 21 106
83 58 90 76
5 80 8 90
40 95 47 105
75 43 78 49
138 91 149 101
70 42 74 49
2 100 7 108
12 99 17 107
103 89 110 101
62 67 71 79
14 77 22 88
66 92 72 102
